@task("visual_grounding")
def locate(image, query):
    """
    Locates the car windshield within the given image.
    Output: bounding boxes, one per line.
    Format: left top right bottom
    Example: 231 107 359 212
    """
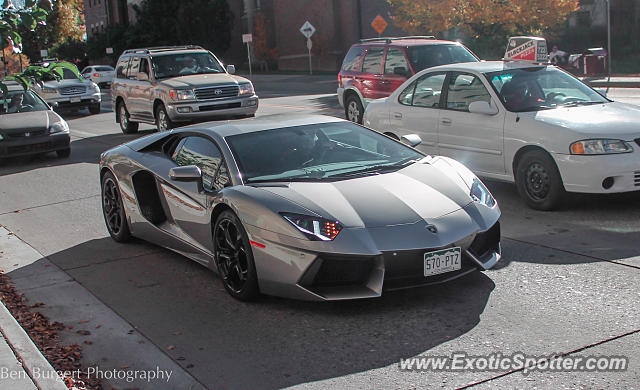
407 44 478 72
0 90 49 115
227 122 425 183
42 68 80 81
485 66 609 112
151 52 225 79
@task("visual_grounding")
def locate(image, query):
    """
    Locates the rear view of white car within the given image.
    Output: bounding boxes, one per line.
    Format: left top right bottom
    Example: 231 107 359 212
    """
81 65 115 88
364 61 640 210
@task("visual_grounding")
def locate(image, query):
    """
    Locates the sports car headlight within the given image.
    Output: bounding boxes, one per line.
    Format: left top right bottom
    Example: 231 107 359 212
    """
169 89 196 101
570 139 633 155
470 178 496 208
49 121 69 134
238 82 254 96
280 212 342 241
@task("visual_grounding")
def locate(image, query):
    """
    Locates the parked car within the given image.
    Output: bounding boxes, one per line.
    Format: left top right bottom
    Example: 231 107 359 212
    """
99 114 500 301
337 36 479 123
0 83 70 159
32 65 101 115
364 61 640 210
112 45 258 134
81 65 115 88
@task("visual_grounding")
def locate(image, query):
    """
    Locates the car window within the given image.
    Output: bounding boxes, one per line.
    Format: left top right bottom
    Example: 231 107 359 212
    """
384 48 410 75
445 73 492 112
115 58 129 79
127 57 141 79
151 52 225 79
341 47 365 71
413 73 446 108
81 67 91 74
361 48 384 74
407 44 478 72
139 58 150 76
95 66 114 72
398 81 417 105
172 136 228 191
41 68 80 81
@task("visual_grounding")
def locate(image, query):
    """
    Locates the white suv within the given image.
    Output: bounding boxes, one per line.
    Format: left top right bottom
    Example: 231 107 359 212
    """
33 68 101 115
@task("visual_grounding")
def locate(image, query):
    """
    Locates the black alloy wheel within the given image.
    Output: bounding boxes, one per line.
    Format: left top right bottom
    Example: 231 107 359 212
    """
213 210 259 300
101 171 131 242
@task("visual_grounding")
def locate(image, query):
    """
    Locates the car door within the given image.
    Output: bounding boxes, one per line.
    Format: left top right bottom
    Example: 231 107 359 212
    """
359 47 386 104
136 58 154 118
389 72 447 155
381 47 411 96
124 56 143 116
161 136 231 254
437 72 505 174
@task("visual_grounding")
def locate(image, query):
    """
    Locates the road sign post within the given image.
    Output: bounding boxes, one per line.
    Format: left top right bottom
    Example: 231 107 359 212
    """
242 34 253 77
299 21 316 75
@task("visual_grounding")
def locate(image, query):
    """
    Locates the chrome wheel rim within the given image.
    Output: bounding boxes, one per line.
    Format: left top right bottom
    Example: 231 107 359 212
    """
157 109 168 131
120 106 128 129
103 178 123 235
525 162 550 201
214 218 249 293
347 101 360 122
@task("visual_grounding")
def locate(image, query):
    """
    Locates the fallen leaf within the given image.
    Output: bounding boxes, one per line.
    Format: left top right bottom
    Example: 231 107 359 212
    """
78 320 89 324
83 341 92 345
173 331 182 336
167 345 175 350
76 330 91 336
95 325 101 329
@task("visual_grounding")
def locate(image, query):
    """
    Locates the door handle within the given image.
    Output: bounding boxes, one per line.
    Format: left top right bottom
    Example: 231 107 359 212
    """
441 118 452 125
393 112 403 119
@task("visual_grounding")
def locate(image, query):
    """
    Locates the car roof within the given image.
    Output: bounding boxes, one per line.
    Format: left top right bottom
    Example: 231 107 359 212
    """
357 39 463 47
426 60 550 73
180 114 346 138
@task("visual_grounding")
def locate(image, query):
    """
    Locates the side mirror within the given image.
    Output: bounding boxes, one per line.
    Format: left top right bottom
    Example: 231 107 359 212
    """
226 64 236 74
82 74 91 79
394 66 408 76
401 134 422 147
136 72 149 81
468 101 498 115
169 165 202 181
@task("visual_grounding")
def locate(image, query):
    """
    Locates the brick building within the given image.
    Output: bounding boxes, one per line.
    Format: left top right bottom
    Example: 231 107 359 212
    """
84 0 141 38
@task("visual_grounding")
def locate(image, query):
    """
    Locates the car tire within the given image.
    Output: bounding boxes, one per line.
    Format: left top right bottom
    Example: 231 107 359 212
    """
155 104 174 132
56 148 71 158
101 171 132 242
89 103 101 115
345 95 364 124
118 102 139 134
213 210 260 301
515 150 566 211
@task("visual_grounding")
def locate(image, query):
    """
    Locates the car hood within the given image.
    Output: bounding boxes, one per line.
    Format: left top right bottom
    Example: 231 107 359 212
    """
40 79 90 89
531 102 640 140
159 74 250 89
0 110 58 135
255 160 476 228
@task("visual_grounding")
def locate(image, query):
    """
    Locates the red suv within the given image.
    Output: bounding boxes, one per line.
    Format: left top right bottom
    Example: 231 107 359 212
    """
337 36 479 123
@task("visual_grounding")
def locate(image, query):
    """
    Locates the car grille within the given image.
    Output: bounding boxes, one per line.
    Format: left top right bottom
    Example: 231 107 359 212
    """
60 86 86 95
8 130 47 138
634 171 640 187
195 85 239 100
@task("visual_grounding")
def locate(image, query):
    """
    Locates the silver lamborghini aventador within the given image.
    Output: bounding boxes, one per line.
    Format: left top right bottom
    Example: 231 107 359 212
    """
99 114 501 301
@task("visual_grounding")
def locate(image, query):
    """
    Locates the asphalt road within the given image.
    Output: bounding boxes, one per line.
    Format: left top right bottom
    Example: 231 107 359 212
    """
0 79 639 389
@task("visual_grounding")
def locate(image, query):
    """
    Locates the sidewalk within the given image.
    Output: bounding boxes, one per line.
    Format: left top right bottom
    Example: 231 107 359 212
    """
579 75 640 88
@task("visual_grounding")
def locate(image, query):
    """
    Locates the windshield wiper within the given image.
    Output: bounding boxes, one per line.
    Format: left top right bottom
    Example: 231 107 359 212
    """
559 101 603 107
328 159 418 179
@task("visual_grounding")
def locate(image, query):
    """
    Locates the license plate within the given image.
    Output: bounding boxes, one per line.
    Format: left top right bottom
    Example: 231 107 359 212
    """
70 97 81 103
424 247 461 276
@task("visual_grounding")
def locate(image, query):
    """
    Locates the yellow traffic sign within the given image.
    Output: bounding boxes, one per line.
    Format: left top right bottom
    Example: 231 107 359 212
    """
371 15 388 35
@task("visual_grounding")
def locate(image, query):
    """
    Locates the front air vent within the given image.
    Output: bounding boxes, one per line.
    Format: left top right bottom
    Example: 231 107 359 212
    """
634 171 640 187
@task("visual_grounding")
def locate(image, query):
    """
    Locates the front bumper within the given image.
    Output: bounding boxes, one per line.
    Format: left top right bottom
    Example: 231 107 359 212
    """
246 219 501 301
337 87 345 107
166 94 259 122
554 148 640 193
0 133 70 158
44 92 101 109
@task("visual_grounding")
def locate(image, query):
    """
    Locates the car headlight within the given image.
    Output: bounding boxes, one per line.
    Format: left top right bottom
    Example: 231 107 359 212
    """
470 178 496 208
89 82 100 92
280 212 343 241
49 121 69 134
570 139 633 155
238 82 254 96
0 133 4 141
169 89 196 101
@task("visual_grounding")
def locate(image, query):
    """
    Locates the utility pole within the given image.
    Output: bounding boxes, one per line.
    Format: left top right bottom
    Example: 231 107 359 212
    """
243 0 254 71
607 0 612 79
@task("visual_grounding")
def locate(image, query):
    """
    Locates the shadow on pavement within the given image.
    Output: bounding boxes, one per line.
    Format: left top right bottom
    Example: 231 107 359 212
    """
32 236 495 389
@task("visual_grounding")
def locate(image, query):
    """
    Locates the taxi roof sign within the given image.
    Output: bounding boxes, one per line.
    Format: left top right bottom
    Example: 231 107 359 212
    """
504 36 548 63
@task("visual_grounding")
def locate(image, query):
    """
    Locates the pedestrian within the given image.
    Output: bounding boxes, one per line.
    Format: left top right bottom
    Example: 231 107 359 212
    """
549 45 568 65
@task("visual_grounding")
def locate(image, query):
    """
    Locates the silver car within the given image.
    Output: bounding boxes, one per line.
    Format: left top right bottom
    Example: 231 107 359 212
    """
33 67 102 115
112 45 259 134
99 115 501 301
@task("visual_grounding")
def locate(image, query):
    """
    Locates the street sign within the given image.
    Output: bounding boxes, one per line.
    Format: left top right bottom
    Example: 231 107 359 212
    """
40 49 48 58
243 34 253 77
371 15 388 35
242 33 253 43
106 47 114 54
299 21 316 39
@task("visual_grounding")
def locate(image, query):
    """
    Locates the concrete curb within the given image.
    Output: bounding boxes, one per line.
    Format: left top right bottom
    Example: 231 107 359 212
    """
0 300 68 390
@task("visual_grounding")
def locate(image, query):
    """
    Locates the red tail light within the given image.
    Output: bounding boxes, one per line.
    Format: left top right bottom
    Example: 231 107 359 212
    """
337 73 342 87
94 73 100 77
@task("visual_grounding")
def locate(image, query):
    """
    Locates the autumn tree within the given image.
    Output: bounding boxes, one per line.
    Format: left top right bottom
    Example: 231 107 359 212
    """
387 0 579 56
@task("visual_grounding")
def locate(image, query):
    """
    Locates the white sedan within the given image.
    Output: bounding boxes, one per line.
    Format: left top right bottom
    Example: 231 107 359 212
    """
364 61 640 210
80 65 115 88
